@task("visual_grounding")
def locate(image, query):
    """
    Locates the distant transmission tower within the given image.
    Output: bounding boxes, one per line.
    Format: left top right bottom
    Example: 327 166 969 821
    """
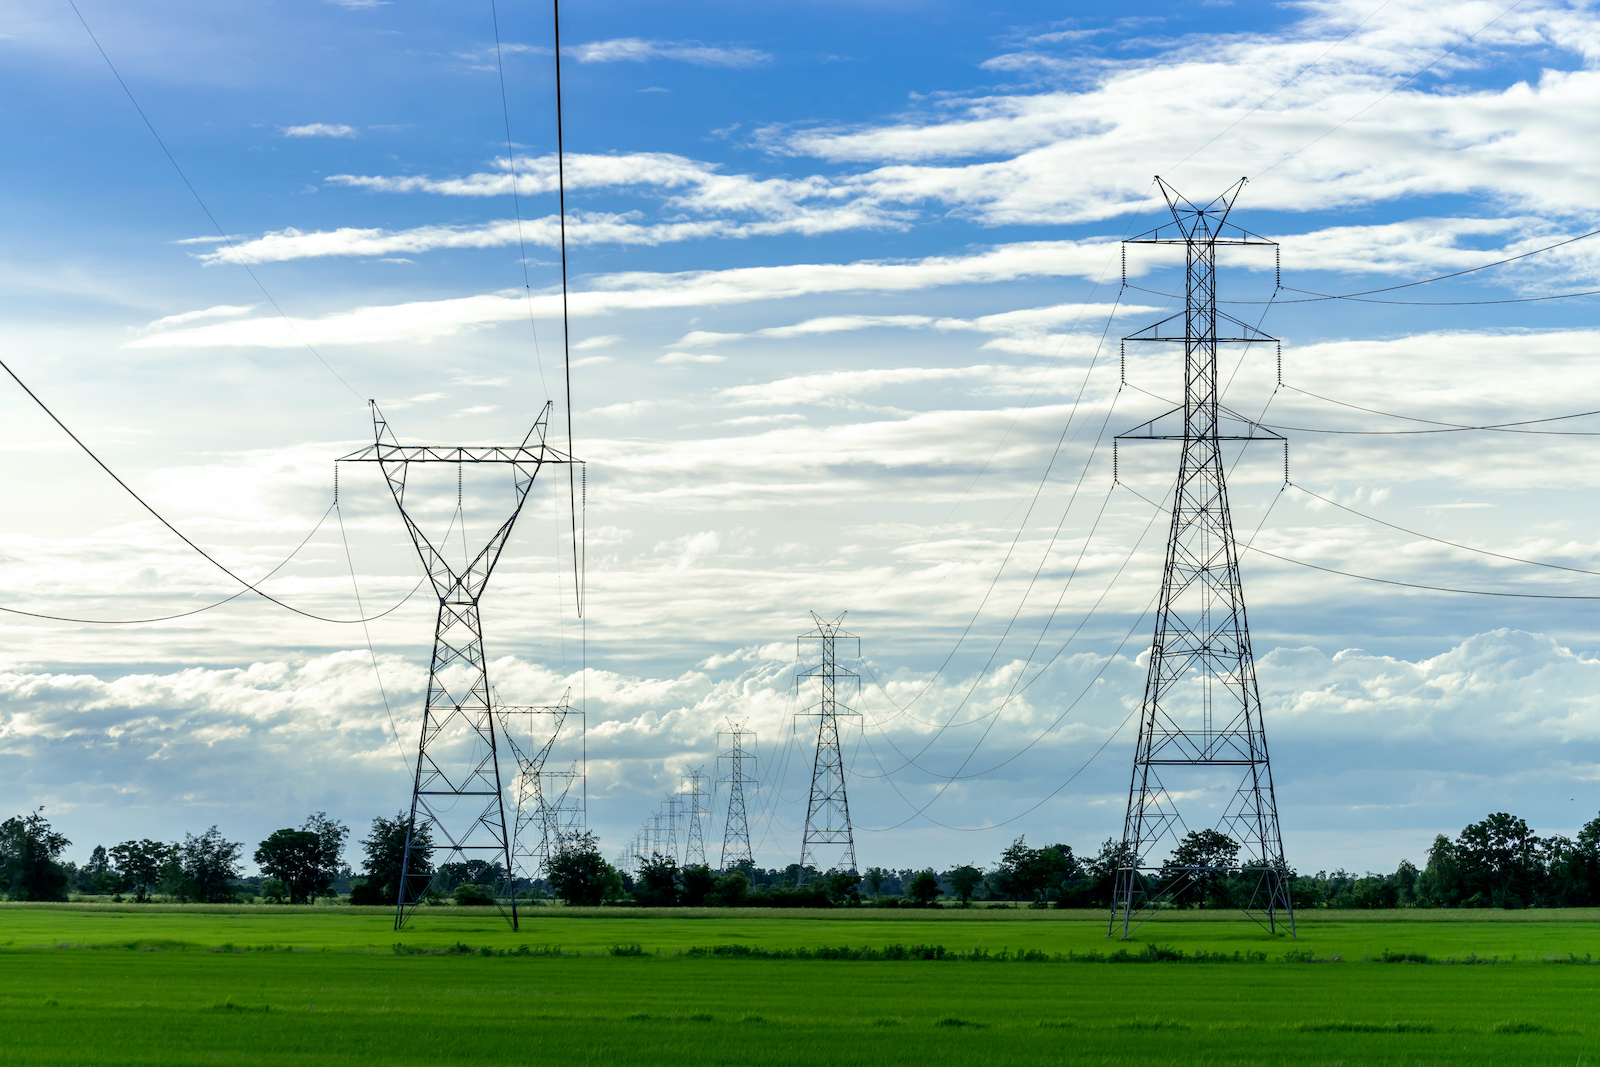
1111 178 1293 938
664 793 681 863
341 400 575 932
718 720 757 870
683 767 708 866
497 688 585 889
797 612 859 878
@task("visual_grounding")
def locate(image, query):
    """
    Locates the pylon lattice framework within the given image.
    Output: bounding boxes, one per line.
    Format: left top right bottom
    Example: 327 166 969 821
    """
340 400 576 932
797 612 859 878
683 767 708 867
718 720 757 870
497 688 585 888
1111 178 1294 939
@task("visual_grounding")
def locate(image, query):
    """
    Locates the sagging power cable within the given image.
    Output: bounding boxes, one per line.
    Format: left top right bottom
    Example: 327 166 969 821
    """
0 355 420 625
67 0 361 399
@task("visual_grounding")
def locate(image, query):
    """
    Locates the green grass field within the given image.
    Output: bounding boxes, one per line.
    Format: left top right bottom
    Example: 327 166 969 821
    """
4 905 1600 1065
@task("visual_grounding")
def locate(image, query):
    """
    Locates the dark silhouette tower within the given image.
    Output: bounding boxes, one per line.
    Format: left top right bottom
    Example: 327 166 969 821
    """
1111 178 1293 938
797 612 859 878
340 400 575 931
718 720 756 870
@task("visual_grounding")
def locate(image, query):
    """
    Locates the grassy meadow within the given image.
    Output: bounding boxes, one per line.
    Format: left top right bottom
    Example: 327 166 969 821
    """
3 904 1600 1065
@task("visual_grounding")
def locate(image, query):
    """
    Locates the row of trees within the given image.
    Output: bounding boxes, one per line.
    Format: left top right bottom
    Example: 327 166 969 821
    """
540 812 1600 911
8 808 1600 910
0 810 429 905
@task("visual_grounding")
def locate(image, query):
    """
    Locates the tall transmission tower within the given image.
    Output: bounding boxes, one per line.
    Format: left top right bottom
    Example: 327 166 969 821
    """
797 612 860 878
664 793 681 864
497 689 585 889
1111 178 1293 938
340 401 576 932
683 767 708 867
718 720 757 870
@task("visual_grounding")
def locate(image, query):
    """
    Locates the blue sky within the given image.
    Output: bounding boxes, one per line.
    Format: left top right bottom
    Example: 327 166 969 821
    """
5 0 1600 879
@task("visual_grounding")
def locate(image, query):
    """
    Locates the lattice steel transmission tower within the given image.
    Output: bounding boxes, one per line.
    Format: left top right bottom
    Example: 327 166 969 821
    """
718 720 757 870
1111 178 1293 938
683 767 708 867
497 688 585 889
664 793 682 863
340 400 575 931
797 612 859 878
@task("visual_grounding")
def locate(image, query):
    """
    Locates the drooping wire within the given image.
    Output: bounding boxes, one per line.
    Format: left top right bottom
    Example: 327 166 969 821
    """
1270 384 1600 435
553 0 582 619
335 493 410 772
0 501 331 625
66 0 361 399
1286 483 1600 578
489 0 551 403
0 354 417 624
1245 545 1600 600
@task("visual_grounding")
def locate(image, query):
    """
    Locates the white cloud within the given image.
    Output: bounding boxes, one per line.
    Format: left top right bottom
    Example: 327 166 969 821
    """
573 335 622 350
568 38 771 68
656 352 725 365
280 123 359 138
133 240 1125 348
143 304 257 330
747 2 1600 225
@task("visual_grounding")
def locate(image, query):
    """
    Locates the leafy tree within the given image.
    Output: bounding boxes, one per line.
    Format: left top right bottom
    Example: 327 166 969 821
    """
1414 834 1463 907
0 810 71 902
260 876 288 903
680 864 716 907
635 853 681 907
706 869 750 907
906 869 943 906
254 830 329 904
173 827 243 903
79 845 116 895
1457 812 1541 907
864 866 887 902
109 839 175 902
453 883 496 906
946 864 983 906
1161 830 1239 909
825 871 862 906
993 837 1077 905
438 860 504 891
546 831 619 906
358 813 433 905
1393 859 1420 906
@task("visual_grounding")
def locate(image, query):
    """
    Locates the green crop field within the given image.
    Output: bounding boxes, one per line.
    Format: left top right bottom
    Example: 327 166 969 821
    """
4 905 1600 1065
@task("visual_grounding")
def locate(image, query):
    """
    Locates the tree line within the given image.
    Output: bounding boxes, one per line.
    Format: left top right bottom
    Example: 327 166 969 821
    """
6 808 1600 910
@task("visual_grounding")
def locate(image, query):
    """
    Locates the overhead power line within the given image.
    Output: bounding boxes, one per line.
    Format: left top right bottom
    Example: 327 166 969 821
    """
0 355 417 625
1287 483 1600 578
67 0 361 399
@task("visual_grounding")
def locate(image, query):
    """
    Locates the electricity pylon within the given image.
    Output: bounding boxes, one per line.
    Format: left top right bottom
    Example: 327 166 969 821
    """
797 612 859 879
664 793 681 863
718 720 757 870
683 767 708 866
1111 177 1293 938
497 689 584 888
340 400 575 932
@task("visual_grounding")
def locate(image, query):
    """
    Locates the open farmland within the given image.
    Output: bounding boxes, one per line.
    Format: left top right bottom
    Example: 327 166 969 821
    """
3 907 1600 1065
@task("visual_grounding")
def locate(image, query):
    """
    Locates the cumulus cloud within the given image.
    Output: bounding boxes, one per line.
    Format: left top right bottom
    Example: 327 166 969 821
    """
5 628 1600 870
567 37 771 68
